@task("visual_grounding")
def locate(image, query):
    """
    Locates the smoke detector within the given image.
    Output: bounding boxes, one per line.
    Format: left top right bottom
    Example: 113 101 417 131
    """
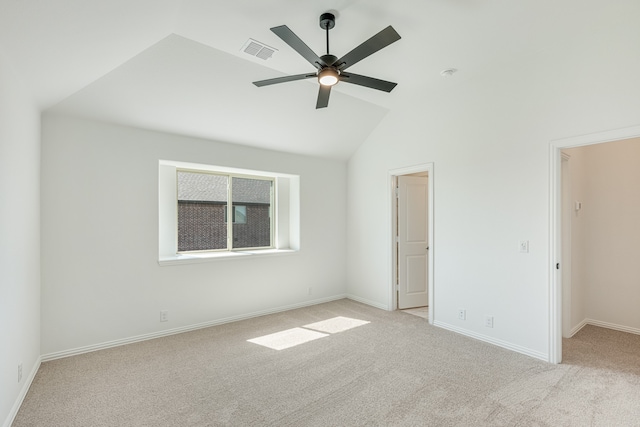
440 68 458 77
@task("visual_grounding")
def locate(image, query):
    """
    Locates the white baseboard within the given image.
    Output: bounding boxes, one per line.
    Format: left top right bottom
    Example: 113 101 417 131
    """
3 356 41 427
433 321 548 362
568 319 589 337
41 294 348 362
346 294 389 311
581 319 640 336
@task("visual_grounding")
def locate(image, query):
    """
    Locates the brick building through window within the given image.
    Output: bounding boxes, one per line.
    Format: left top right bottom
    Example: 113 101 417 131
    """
177 171 272 252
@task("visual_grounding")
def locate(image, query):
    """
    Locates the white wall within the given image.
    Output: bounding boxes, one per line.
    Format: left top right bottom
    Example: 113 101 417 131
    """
41 114 347 356
565 138 640 333
346 3 640 360
0 49 41 426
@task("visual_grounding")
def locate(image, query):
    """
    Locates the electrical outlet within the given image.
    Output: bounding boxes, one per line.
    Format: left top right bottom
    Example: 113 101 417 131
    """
308 287 313 295
458 309 466 320
18 363 23 383
160 310 169 322
485 316 494 328
519 240 529 253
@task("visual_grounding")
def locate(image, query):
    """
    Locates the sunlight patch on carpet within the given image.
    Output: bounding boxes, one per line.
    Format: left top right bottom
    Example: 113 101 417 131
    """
247 327 329 350
303 316 370 334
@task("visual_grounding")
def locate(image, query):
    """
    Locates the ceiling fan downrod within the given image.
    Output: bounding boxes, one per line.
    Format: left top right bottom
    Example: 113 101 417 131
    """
319 12 335 56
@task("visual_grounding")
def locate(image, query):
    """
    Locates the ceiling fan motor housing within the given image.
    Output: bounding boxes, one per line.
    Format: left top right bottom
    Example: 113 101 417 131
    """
320 54 338 67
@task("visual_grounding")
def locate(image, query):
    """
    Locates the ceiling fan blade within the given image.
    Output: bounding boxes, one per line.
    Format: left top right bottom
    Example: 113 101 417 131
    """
339 72 397 92
335 26 401 71
271 25 327 69
253 73 316 87
316 85 331 109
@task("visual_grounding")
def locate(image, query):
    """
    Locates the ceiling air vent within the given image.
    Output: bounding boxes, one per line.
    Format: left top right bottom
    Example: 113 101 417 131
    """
241 39 277 60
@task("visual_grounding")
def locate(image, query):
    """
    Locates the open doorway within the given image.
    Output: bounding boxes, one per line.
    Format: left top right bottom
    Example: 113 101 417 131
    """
389 164 434 324
550 126 640 363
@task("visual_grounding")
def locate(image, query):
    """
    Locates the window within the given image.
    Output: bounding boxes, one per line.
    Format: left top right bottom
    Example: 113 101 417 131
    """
177 170 273 252
158 160 300 264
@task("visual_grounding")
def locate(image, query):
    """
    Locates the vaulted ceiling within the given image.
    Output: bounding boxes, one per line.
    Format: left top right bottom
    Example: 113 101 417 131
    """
0 0 628 159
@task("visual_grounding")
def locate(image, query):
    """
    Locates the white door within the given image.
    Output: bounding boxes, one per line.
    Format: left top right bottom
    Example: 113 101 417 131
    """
397 175 429 309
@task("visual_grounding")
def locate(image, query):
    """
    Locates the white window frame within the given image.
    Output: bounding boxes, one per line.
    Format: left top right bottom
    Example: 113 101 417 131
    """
159 160 300 265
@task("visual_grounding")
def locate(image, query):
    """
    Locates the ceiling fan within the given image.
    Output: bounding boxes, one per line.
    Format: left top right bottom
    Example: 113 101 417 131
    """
253 12 401 109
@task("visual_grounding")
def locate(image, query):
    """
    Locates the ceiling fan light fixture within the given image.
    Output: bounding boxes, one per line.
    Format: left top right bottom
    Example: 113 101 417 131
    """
318 68 339 86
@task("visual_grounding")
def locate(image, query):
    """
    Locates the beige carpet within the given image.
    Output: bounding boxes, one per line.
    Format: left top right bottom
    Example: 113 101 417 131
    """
402 306 429 319
13 299 640 426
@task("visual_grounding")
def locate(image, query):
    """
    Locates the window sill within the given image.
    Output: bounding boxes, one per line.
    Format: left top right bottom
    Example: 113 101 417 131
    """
158 248 298 266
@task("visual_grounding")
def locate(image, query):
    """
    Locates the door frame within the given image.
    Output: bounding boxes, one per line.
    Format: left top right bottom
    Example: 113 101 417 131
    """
560 152 572 339
389 163 434 324
549 125 640 363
